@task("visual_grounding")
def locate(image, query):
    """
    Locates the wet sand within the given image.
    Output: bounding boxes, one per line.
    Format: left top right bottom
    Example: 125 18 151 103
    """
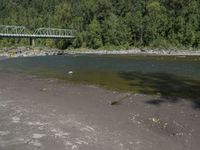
0 71 200 150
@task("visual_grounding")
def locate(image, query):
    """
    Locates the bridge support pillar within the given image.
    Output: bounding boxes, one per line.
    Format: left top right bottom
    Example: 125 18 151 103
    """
30 38 35 47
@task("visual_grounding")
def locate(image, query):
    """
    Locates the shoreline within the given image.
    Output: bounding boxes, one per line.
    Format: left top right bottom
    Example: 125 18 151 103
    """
0 47 200 58
66 48 200 56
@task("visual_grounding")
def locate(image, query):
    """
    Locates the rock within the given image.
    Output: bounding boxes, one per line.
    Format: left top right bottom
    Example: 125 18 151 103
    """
68 71 73 74
109 100 120 106
32 133 46 139
57 51 64 55
157 92 162 96
164 123 168 128
150 117 160 123
40 88 47 92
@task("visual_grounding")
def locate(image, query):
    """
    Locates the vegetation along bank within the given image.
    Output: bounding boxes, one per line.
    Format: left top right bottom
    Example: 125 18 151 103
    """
1 0 200 50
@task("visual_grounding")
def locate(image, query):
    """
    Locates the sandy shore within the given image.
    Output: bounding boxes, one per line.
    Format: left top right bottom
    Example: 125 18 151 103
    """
0 71 200 150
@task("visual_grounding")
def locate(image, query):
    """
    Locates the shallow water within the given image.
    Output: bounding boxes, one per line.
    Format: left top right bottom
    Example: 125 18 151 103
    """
0 55 200 99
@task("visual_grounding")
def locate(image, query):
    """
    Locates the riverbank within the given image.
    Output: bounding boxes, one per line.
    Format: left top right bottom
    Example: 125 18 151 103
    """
1 47 200 58
0 71 199 150
67 48 200 56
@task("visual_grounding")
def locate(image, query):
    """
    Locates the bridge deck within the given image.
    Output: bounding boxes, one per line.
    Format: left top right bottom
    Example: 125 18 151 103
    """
0 33 75 39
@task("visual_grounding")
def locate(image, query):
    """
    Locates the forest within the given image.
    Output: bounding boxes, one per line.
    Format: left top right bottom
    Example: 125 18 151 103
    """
0 0 200 50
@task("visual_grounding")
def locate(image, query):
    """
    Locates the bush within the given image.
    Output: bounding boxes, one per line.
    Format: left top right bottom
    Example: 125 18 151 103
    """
149 37 170 49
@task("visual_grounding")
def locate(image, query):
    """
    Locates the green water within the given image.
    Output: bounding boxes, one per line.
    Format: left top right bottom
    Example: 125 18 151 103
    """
0 55 200 99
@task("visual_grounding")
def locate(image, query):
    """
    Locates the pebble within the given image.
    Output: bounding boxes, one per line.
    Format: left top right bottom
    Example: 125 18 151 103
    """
40 88 47 92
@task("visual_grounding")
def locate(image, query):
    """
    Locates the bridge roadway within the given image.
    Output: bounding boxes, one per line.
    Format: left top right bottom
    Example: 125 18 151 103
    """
0 33 75 39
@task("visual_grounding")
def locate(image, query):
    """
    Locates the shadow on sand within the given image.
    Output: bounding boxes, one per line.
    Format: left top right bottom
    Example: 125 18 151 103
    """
119 72 200 109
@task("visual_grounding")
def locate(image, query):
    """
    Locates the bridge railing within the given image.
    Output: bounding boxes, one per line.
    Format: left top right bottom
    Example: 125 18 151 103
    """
0 25 75 38
0 25 30 35
33 28 74 37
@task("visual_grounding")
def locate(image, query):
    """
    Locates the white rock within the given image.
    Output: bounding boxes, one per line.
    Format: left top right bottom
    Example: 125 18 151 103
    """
68 71 73 74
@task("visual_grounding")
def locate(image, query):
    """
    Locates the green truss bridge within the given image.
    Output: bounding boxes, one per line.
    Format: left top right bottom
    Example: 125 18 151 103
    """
0 25 75 46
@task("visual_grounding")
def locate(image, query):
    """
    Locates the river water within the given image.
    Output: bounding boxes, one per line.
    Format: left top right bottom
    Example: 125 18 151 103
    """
0 55 200 99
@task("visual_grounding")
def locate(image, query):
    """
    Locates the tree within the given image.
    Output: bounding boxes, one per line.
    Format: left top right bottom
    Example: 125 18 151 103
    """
1 0 200 49
86 18 102 49
145 1 168 46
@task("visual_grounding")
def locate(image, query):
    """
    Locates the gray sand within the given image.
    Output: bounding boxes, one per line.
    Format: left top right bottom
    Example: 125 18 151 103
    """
0 72 199 150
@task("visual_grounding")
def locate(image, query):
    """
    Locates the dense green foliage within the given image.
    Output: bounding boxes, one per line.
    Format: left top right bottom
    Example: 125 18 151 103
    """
0 0 200 49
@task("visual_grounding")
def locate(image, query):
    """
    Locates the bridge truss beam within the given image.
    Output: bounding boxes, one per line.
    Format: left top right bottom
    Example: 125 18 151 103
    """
0 25 75 46
0 25 30 35
34 28 74 37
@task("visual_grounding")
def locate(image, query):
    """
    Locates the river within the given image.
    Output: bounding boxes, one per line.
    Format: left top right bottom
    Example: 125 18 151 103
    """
0 55 200 99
